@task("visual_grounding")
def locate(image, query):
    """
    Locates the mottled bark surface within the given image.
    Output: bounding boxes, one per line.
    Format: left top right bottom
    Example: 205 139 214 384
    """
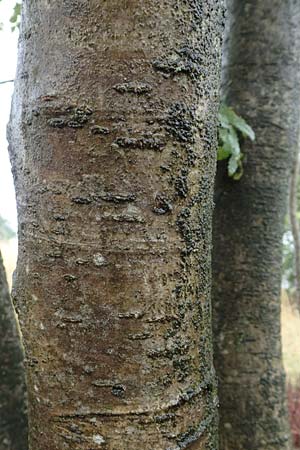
0 251 27 450
8 1 224 449
212 1 300 449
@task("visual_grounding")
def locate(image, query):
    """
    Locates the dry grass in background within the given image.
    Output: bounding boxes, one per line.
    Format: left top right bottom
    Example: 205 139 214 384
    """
282 292 300 448
282 292 300 383
288 382 300 448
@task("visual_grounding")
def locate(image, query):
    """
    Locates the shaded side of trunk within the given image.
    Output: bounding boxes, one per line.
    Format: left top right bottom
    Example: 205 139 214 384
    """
212 1 300 449
8 1 225 449
289 144 300 309
0 251 27 450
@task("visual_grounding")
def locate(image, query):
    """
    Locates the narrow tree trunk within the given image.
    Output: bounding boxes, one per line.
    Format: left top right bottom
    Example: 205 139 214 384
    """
289 144 300 310
0 251 27 450
8 2 225 449
212 1 300 449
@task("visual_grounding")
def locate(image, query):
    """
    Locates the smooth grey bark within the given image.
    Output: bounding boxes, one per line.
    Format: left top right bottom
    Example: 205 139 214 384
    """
8 1 225 449
212 0 300 449
0 251 27 450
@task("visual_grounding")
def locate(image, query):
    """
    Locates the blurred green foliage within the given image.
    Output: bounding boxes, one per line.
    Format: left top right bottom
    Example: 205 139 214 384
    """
0 216 15 240
282 228 296 293
218 104 255 180
0 0 21 31
10 2 21 31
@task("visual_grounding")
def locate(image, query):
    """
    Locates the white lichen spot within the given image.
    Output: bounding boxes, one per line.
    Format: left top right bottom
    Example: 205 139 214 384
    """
40 322 45 330
77 405 91 415
34 385 39 392
126 426 136 434
92 434 106 445
93 254 107 267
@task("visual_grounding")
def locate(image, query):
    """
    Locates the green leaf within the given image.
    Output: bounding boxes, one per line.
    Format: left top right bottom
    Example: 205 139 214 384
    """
217 103 255 180
218 106 231 130
227 126 240 157
217 146 231 161
10 2 21 31
219 125 241 157
228 155 239 177
222 105 255 141
232 159 244 180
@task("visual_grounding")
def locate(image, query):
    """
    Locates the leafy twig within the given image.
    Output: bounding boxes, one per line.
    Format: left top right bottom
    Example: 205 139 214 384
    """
217 104 255 180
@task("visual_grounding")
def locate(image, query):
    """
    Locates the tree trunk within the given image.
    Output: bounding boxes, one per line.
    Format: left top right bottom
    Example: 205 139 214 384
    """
289 143 300 310
212 1 300 449
0 251 27 450
8 1 225 449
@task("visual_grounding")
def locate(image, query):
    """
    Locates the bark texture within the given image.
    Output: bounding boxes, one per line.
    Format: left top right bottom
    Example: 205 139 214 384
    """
8 2 225 449
212 0 300 449
0 251 27 450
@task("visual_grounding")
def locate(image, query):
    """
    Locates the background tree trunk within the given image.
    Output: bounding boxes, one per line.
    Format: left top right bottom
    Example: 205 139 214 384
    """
0 251 27 450
212 0 300 449
8 1 225 449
